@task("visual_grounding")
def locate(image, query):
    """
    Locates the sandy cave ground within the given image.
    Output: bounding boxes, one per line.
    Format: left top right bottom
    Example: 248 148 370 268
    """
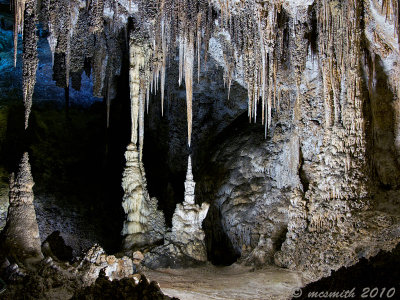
144 264 306 300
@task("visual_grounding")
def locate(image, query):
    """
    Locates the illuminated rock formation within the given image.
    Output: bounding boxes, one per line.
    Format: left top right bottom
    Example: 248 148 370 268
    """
142 156 209 267
169 156 209 261
121 144 166 250
1 153 43 263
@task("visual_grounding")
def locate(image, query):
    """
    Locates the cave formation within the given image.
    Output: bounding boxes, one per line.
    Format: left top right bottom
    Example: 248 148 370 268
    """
0 0 400 299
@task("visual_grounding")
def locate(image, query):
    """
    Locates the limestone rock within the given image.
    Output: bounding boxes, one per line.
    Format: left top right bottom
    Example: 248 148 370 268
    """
77 244 134 286
0 153 43 264
169 156 210 261
121 143 166 250
143 156 210 268
132 251 144 265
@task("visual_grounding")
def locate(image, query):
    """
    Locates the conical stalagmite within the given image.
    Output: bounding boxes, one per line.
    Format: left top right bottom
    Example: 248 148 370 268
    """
1 153 43 263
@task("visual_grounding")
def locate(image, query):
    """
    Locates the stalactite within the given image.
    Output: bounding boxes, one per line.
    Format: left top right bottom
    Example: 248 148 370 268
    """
13 0 26 67
22 0 38 130
184 33 194 147
381 0 400 45
138 84 145 161
89 0 104 34
129 41 142 145
129 19 152 155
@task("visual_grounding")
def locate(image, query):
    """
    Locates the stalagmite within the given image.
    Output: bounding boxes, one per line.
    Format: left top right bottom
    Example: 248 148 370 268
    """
183 155 196 205
141 155 210 267
22 0 38 130
169 156 210 261
121 144 166 250
0 153 43 264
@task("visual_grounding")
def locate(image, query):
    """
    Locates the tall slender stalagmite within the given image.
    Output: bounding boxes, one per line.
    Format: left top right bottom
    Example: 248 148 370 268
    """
169 155 210 261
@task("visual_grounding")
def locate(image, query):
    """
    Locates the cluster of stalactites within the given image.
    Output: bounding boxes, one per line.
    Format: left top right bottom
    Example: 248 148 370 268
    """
135 0 215 147
129 21 153 161
210 1 286 138
218 1 283 136
317 0 363 130
135 0 289 145
381 0 400 46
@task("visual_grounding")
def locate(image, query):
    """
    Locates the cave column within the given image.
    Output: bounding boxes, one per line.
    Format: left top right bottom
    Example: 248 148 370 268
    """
121 25 166 250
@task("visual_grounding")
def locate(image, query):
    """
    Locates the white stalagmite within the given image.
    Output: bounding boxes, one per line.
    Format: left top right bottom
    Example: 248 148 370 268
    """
169 155 210 261
121 143 166 249
184 155 195 204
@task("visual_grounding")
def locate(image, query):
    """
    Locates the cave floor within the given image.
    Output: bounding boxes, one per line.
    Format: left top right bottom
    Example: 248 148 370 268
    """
144 264 305 300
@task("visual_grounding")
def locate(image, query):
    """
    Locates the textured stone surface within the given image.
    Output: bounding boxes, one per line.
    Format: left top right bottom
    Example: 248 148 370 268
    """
121 143 166 250
1 246 172 299
0 153 43 263
76 244 134 285
168 156 209 261
2 0 400 290
198 111 297 265
142 156 210 268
